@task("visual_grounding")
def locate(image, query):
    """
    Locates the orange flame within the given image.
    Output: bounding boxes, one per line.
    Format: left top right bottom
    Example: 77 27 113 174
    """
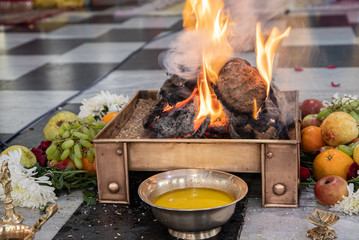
183 0 233 124
256 23 291 95
253 23 291 119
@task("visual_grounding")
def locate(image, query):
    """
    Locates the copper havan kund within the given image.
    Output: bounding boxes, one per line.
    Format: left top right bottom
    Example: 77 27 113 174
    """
93 90 301 207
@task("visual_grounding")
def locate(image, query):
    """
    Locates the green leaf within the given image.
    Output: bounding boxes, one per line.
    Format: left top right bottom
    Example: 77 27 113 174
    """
83 189 97 206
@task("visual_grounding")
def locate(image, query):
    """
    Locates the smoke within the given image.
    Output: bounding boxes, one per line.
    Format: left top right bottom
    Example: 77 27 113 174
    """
159 0 292 79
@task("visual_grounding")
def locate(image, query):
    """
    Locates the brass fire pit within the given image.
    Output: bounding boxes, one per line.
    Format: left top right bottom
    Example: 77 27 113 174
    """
0 160 58 240
94 90 300 207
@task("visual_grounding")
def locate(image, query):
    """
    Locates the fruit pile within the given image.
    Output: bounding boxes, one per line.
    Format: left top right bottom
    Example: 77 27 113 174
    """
300 96 359 206
38 111 113 172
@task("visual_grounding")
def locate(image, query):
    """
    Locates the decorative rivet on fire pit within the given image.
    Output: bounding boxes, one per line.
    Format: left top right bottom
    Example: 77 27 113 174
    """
266 152 273 158
116 149 123 155
108 182 120 193
273 183 286 195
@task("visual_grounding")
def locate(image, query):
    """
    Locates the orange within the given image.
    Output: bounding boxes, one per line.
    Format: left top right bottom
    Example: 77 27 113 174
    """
81 157 96 172
301 126 326 152
313 149 354 180
101 112 118 123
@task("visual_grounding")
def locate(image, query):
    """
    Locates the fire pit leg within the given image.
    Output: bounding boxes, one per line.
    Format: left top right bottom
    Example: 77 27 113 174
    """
261 143 300 207
95 142 130 204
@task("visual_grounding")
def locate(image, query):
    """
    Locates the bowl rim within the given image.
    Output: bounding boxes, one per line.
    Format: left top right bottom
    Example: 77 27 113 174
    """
138 168 248 212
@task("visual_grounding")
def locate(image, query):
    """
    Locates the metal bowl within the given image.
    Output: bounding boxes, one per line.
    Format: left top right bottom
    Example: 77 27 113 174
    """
138 168 248 239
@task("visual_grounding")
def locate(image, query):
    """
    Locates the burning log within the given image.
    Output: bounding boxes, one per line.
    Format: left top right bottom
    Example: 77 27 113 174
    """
226 86 292 140
214 58 267 114
148 97 210 138
145 57 294 140
159 74 197 106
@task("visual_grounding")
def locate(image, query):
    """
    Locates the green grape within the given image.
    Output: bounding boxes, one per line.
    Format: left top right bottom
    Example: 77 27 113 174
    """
45 143 57 156
61 149 70 161
350 111 359 122
73 131 88 139
89 128 96 139
61 139 74 149
317 108 330 120
87 149 94 163
74 121 81 129
74 143 82 159
349 100 359 109
87 114 95 124
79 139 93 148
51 149 61 161
81 127 91 138
69 150 75 162
349 141 359 148
63 122 71 130
73 156 83 169
81 117 90 125
62 130 70 138
90 121 107 129
47 152 53 160
58 126 65 137
338 145 354 157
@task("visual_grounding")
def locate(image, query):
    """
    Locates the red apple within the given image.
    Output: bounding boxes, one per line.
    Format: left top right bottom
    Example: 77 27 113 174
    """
301 99 324 118
301 114 321 128
314 175 348 205
352 138 359 144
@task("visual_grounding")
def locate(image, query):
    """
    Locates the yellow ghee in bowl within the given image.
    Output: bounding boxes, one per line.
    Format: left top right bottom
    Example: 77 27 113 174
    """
153 187 235 209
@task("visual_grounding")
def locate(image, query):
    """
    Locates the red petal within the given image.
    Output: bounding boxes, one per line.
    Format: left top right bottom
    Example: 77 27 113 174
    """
327 65 337 69
347 162 359 179
300 166 311 180
331 81 340 87
294 67 303 71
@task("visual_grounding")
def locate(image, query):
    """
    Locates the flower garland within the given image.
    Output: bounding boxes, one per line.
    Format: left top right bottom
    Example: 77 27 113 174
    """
331 183 359 215
0 148 57 209
78 90 129 119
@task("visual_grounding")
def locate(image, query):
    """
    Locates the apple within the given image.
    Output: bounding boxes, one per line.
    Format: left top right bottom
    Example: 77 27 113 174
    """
352 138 359 144
301 114 321 128
314 175 348 205
301 99 324 118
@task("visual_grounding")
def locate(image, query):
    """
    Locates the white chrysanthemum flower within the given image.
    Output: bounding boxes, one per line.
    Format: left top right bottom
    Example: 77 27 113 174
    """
322 93 359 107
78 90 129 119
0 148 57 209
330 183 359 215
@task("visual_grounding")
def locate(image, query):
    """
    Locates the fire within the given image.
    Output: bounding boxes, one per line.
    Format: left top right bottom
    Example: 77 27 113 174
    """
253 23 291 118
183 0 233 125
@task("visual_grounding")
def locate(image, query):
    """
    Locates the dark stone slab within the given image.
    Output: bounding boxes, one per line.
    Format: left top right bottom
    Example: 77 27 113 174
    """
277 45 359 68
286 15 350 28
352 24 359 36
79 15 128 24
117 49 166 70
4 39 93 55
95 29 163 42
0 63 119 90
5 21 67 33
54 171 248 240
167 20 183 32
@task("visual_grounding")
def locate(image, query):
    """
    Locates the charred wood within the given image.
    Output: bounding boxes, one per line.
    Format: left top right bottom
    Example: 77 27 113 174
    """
215 58 267 114
159 74 197 106
148 98 208 139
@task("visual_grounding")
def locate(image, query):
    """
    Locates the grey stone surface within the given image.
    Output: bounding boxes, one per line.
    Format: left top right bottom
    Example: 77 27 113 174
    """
240 186 359 240
0 190 83 240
